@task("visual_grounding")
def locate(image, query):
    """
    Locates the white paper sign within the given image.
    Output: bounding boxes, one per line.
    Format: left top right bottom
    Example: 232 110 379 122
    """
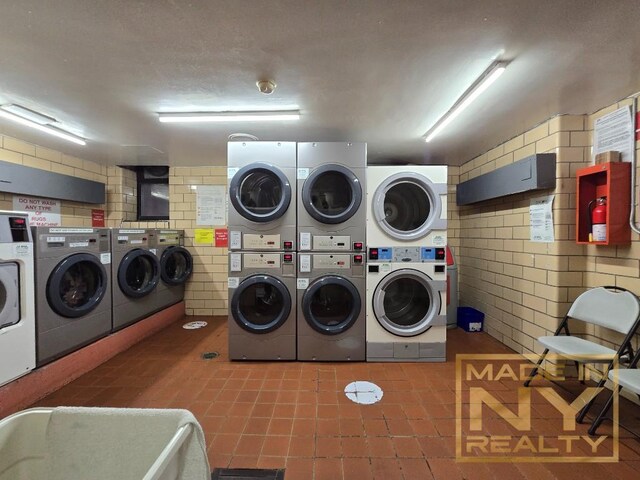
196 185 226 226
593 106 634 162
13 195 61 226
530 195 555 243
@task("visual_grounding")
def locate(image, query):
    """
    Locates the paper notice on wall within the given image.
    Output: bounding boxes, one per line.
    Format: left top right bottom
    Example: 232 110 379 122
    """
196 185 226 225
593 106 634 162
530 195 555 243
13 195 61 226
194 228 214 245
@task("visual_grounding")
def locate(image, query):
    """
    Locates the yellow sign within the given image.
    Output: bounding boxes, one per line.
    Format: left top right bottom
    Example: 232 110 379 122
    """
194 228 214 245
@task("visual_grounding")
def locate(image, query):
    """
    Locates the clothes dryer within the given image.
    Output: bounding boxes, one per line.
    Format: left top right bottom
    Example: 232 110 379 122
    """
297 252 366 361
367 166 447 247
111 228 162 331
228 141 296 251
366 246 446 362
228 252 296 360
0 212 35 385
154 230 193 310
297 142 366 252
32 227 112 366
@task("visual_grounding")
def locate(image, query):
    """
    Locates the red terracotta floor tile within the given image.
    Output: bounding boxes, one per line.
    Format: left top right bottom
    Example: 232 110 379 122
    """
341 436 369 457
260 436 290 457
371 458 403 480
314 458 343 480
234 435 265 456
392 436 423 458
288 436 316 457
398 458 434 480
368 436 396 458
342 457 372 478
316 436 342 458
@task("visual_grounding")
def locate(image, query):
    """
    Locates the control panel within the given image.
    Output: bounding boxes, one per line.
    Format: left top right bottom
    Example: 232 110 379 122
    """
368 246 446 262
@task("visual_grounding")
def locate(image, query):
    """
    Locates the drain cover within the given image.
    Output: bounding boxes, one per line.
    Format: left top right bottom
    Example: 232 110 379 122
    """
183 321 208 330
201 352 220 360
344 381 384 405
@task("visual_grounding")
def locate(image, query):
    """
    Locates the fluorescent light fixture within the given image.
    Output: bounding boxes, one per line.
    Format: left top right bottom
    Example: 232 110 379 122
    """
158 110 300 123
0 104 86 145
424 61 508 143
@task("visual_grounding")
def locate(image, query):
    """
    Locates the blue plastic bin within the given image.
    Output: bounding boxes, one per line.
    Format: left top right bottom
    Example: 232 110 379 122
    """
457 307 484 332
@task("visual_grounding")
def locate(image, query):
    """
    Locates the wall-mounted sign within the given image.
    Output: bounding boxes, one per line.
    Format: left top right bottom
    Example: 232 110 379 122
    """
196 185 226 226
91 209 105 227
13 195 61 226
194 228 214 245
593 106 634 163
215 228 228 247
530 195 555 243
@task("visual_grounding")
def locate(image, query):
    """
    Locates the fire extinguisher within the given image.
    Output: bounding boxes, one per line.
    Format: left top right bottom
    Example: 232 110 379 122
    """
588 196 607 242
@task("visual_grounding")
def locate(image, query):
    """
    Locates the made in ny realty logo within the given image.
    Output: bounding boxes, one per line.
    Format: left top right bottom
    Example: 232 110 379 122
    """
455 354 619 463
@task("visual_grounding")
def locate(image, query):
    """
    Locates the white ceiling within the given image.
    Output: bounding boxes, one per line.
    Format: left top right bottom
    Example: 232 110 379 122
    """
0 1 639 167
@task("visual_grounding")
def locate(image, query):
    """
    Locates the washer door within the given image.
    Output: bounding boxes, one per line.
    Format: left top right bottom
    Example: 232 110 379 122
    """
372 172 446 241
372 269 441 337
47 253 108 318
302 275 361 335
160 246 193 286
118 249 160 298
302 164 362 224
0 263 20 329
229 162 292 222
231 274 291 333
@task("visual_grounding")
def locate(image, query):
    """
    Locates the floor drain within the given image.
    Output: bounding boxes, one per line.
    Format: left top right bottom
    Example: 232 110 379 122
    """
201 352 220 360
344 381 384 405
183 321 208 330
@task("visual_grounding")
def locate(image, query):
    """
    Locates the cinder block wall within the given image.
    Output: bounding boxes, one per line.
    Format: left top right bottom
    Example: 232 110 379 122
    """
452 94 640 355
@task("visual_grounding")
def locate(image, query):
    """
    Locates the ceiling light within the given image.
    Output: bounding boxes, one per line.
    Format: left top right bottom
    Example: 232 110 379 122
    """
424 61 509 143
158 110 300 123
0 104 86 145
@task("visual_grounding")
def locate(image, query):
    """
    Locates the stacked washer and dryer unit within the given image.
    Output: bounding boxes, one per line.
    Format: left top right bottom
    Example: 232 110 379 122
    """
366 166 449 362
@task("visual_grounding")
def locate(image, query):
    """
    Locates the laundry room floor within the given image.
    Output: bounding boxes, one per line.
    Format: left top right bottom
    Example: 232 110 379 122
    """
32 318 640 480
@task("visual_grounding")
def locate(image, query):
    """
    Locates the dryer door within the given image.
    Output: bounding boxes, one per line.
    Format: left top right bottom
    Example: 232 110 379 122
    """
0 263 20 329
372 172 446 241
231 274 291 333
117 249 160 298
302 164 362 224
160 246 193 286
47 253 108 318
229 162 292 222
302 275 361 335
372 268 442 337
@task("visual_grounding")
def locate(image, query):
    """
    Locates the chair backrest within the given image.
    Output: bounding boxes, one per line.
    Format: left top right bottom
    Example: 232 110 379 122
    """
567 287 640 335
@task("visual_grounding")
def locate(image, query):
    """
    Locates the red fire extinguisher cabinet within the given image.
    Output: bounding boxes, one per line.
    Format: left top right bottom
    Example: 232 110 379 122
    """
576 162 631 245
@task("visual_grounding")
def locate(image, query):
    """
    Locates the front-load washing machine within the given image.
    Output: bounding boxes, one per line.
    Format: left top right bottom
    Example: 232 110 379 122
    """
297 142 366 252
228 141 297 251
297 253 366 361
32 227 112 366
0 212 35 385
366 246 447 362
367 165 447 247
111 228 162 332
154 230 193 310
228 252 296 360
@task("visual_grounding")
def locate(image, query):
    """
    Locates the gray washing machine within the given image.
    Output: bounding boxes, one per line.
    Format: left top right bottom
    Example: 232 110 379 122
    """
154 230 193 310
32 227 112 366
297 142 366 252
297 253 366 361
228 141 297 251
228 252 296 360
111 228 162 332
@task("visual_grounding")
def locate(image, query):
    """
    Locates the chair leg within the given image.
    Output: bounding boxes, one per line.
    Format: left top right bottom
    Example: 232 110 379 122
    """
575 361 584 384
588 388 617 436
576 374 608 423
524 349 548 387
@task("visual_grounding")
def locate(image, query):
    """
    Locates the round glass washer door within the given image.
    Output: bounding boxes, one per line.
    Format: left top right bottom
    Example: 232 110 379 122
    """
229 162 292 222
0 263 20 328
46 253 108 318
372 269 441 337
302 164 362 224
117 249 160 298
302 275 361 335
231 274 291 333
372 172 445 241
160 246 193 286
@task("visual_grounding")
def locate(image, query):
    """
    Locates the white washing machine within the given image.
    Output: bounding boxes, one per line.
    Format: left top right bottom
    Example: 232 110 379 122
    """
367 166 447 247
0 212 35 386
297 253 366 361
228 141 297 251
366 246 447 362
297 142 366 252
228 252 296 360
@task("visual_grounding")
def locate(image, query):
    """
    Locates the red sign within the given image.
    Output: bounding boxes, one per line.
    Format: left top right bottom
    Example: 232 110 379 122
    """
91 209 105 227
215 228 228 247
